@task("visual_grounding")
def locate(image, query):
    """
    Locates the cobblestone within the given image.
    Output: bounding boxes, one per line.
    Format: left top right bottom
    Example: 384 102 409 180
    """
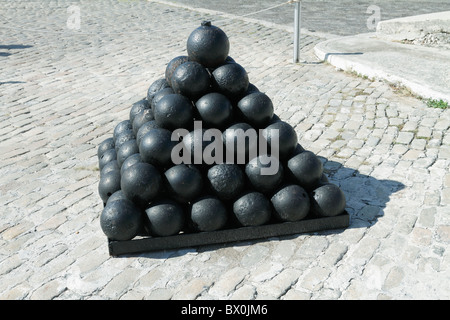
0 0 449 301
165 0 450 36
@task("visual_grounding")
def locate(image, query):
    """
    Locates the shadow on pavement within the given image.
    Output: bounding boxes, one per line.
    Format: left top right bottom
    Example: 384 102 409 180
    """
321 158 405 230
0 44 33 49
0 44 33 57
0 81 26 85
323 52 363 61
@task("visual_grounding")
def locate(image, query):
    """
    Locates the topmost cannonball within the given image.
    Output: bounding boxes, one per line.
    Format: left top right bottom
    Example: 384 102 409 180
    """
187 21 230 68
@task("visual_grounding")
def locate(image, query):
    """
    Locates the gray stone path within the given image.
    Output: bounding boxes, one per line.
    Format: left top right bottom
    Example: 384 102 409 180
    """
165 0 450 36
0 0 449 300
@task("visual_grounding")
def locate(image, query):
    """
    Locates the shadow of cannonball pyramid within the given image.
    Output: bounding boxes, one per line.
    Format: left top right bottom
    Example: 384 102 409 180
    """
319 158 405 230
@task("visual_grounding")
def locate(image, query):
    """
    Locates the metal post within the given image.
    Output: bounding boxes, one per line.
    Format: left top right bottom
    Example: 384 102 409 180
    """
293 1 301 63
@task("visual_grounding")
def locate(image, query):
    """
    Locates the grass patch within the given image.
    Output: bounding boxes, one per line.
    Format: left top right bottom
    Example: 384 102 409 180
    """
330 134 344 142
354 89 369 96
426 99 449 109
387 82 420 98
346 69 374 81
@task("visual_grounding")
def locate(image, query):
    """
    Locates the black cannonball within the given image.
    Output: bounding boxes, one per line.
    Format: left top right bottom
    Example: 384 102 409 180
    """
165 55 189 86
244 83 260 96
117 139 139 167
129 99 151 124
100 199 143 241
233 191 272 227
190 195 228 232
271 184 310 222
154 93 193 130
224 56 236 64
262 121 298 160
204 55 236 74
222 122 257 164
150 87 175 109
320 173 329 184
98 148 117 170
268 114 282 125
106 189 127 205
132 108 154 136
182 128 213 165
237 92 274 128
310 184 346 217
212 63 249 99
100 159 119 177
121 162 162 208
139 128 178 168
145 199 185 237
287 151 323 191
113 120 133 142
195 92 233 129
207 163 245 201
114 130 135 153
164 164 203 203
147 78 171 103
120 153 141 176
98 170 121 205
187 21 230 68
205 55 236 74
97 137 115 159
245 155 284 195
291 143 306 157
136 120 160 146
139 128 177 168
171 61 211 100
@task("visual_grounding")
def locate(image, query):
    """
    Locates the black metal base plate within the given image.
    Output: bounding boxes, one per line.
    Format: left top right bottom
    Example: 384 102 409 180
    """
107 211 350 256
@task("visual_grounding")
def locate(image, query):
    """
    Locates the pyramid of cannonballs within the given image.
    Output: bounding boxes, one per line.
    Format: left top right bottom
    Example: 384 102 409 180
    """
97 21 346 241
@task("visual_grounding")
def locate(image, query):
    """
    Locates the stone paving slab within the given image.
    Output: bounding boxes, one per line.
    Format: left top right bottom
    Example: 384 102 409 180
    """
0 0 449 300
314 32 450 102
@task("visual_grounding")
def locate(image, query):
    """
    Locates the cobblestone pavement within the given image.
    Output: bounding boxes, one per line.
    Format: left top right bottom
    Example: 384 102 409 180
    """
1 0 449 300
165 0 450 36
